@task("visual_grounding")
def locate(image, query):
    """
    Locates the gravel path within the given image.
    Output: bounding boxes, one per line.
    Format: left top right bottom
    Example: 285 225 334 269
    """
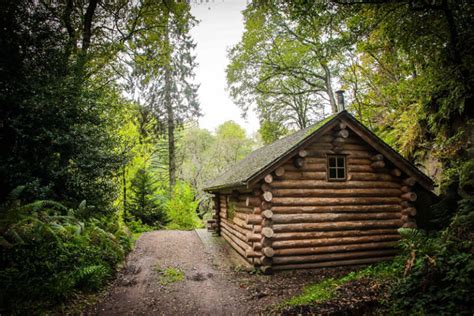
87 230 361 316
88 230 251 315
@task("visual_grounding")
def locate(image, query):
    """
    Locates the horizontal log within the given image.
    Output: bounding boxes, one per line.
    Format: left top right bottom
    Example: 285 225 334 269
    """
371 161 385 169
348 165 373 172
272 197 401 206
401 192 417 202
252 225 262 233
221 231 250 263
272 212 401 224
272 188 402 198
275 167 285 177
274 249 398 265
220 221 248 241
253 242 262 251
350 173 393 181
284 163 326 172
272 234 400 249
274 241 398 257
271 180 401 189
347 158 372 165
339 143 369 151
274 229 399 241
273 219 403 233
246 214 262 225
281 171 326 180
221 217 252 232
246 232 262 242
273 253 396 270
246 196 261 207
245 249 262 258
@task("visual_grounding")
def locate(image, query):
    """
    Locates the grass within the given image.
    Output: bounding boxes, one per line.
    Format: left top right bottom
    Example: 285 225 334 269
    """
282 261 401 307
155 265 185 285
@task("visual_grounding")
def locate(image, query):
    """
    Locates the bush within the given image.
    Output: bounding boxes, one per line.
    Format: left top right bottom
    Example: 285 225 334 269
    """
389 199 474 315
165 182 202 230
0 199 130 314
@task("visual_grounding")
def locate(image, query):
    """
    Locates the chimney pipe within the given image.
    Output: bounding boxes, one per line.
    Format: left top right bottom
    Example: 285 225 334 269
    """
335 90 345 112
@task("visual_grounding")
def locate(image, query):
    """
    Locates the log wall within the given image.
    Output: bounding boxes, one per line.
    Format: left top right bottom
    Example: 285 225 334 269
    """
214 119 418 272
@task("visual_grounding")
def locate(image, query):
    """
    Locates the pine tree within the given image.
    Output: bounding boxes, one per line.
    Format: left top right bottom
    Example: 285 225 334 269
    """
127 1 200 191
128 168 167 226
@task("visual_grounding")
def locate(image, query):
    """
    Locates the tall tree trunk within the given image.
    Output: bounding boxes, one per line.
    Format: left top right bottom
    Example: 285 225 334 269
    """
321 62 337 113
165 67 176 191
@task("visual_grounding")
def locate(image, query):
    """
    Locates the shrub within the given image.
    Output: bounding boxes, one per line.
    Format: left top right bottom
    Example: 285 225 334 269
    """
165 182 202 230
0 198 130 313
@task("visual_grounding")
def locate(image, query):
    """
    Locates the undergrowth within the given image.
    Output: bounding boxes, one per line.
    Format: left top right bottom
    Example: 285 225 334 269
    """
155 265 185 285
281 260 402 308
0 195 132 314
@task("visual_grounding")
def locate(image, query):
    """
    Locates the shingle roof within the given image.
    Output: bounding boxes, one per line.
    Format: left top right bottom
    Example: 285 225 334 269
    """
204 113 337 191
204 111 435 193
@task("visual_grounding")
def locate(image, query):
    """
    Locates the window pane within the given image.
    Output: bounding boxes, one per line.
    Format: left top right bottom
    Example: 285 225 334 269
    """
337 168 345 179
337 157 344 167
329 168 337 179
329 157 336 167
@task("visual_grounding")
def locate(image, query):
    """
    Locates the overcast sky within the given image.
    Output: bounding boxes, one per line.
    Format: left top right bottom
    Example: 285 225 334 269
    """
190 0 259 135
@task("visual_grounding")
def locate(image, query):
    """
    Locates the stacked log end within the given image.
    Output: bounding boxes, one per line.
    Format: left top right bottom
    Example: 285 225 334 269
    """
259 175 275 274
400 177 417 228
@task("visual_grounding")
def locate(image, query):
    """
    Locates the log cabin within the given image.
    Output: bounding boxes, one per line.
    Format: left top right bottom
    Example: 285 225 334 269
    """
204 108 436 274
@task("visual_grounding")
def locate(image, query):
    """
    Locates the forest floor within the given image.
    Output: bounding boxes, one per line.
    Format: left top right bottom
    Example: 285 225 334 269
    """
86 230 380 315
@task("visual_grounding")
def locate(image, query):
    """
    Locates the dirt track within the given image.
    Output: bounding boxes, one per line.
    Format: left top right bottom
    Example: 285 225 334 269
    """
88 230 250 315
88 230 359 315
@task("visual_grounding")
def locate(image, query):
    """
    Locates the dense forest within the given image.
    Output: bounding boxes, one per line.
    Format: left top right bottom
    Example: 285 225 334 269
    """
0 0 472 314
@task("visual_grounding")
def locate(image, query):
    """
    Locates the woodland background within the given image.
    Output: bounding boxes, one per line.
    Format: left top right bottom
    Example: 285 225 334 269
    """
0 0 472 314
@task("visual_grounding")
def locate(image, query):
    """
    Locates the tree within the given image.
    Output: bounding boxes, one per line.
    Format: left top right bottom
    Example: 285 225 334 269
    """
226 3 346 133
127 0 200 191
128 168 167 226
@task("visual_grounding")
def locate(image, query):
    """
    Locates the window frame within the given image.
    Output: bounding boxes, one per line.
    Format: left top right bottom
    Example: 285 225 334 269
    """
326 154 348 182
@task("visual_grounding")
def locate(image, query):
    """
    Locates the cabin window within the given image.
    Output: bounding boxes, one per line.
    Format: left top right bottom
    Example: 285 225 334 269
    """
327 155 346 181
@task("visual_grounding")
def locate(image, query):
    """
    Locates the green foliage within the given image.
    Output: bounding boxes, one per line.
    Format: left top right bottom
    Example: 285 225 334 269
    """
283 261 401 307
165 182 201 230
127 168 168 227
0 199 130 313
389 197 474 315
155 266 185 285
258 120 289 144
